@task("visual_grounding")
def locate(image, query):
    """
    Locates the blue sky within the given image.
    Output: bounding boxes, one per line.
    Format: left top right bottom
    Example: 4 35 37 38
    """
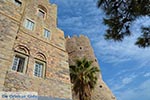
50 0 150 100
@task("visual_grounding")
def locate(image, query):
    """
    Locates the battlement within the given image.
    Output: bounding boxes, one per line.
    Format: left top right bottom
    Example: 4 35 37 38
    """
66 35 116 100
66 35 91 53
66 35 89 41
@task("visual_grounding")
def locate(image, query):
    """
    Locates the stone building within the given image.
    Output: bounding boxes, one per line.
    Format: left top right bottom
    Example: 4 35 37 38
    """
0 0 115 100
0 0 71 99
66 36 116 100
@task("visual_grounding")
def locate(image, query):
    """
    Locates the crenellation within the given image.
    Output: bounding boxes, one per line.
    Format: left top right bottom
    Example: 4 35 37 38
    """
66 35 116 100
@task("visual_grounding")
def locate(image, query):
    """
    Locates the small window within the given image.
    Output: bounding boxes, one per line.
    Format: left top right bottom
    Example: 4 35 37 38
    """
95 59 97 62
44 29 50 38
13 0 22 6
34 61 44 77
37 5 47 19
24 19 35 31
12 55 25 73
99 85 103 88
38 9 45 18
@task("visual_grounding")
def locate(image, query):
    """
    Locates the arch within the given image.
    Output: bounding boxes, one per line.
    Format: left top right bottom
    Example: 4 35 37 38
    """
14 45 30 55
38 5 47 13
36 52 46 61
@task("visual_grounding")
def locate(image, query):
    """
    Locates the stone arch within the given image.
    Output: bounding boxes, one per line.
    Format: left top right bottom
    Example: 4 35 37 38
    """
38 5 47 13
14 45 30 55
36 52 46 61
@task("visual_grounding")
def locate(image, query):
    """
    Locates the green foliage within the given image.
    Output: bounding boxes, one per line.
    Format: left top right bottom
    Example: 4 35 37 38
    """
97 0 150 48
135 27 150 47
70 58 99 100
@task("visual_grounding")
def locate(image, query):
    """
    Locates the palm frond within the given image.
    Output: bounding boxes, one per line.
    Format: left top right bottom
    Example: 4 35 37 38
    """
69 58 99 100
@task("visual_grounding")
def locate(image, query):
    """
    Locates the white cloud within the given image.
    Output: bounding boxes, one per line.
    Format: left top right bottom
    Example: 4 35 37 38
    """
109 74 137 91
144 72 150 77
122 77 133 85
59 16 83 27
116 80 150 100
93 16 150 66
51 0 150 67
51 0 105 36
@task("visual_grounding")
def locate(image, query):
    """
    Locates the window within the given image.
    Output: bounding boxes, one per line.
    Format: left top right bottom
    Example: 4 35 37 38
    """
34 61 44 77
37 5 47 19
13 0 22 6
44 29 50 38
38 9 45 18
95 59 97 62
99 85 103 88
12 55 25 73
24 19 34 31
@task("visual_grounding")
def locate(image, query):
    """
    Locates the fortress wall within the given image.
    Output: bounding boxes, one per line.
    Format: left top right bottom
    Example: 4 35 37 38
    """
66 35 116 100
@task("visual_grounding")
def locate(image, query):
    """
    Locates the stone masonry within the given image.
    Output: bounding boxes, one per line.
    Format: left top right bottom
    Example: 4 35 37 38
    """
0 0 72 99
0 0 115 100
66 35 116 100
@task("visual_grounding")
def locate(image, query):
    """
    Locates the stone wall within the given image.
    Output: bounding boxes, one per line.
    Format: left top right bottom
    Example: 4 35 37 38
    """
0 0 21 91
0 0 72 99
66 35 116 100
4 71 71 99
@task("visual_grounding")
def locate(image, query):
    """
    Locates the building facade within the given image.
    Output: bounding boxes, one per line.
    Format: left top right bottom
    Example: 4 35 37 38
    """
0 0 115 100
0 0 72 99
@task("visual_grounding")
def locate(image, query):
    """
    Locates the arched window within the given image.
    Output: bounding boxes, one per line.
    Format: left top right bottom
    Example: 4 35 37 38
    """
35 52 46 61
14 45 30 55
37 5 47 19
34 52 46 78
12 45 30 73
13 0 22 6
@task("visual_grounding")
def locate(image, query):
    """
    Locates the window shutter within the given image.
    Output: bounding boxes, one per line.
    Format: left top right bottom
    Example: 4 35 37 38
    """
34 63 39 76
34 62 43 77
39 64 43 77
12 57 20 71
37 64 40 77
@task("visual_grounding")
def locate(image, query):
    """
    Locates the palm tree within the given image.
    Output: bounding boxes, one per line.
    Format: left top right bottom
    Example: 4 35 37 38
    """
69 58 100 100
